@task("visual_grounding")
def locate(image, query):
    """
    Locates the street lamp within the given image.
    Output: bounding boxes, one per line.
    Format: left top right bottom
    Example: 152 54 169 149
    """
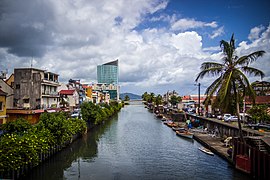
195 83 201 116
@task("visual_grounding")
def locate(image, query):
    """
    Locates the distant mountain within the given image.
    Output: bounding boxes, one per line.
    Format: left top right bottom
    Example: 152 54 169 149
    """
120 93 142 100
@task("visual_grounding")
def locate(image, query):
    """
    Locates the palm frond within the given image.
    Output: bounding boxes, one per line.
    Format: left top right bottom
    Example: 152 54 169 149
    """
205 76 223 95
235 69 256 100
241 66 265 79
235 51 265 65
200 62 223 70
195 67 223 82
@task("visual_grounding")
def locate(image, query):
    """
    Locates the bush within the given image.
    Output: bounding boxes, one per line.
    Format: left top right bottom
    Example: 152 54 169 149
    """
0 112 87 173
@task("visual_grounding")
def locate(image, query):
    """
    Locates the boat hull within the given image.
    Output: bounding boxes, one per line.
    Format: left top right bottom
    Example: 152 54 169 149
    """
199 147 214 156
176 131 193 139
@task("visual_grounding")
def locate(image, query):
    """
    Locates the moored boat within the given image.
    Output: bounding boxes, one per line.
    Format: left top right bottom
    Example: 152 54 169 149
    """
176 130 193 139
172 127 185 132
198 147 214 156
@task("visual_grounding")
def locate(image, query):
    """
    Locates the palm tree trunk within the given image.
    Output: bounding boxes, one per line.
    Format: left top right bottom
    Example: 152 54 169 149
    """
233 81 245 143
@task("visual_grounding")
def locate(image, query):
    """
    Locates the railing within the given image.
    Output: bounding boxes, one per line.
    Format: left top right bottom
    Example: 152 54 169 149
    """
233 138 270 179
42 91 59 96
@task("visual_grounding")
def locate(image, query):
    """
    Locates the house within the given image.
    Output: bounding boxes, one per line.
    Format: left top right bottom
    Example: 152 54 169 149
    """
5 73 14 89
244 96 270 110
252 81 270 96
92 83 118 100
67 79 86 105
13 68 60 109
0 78 14 109
82 84 93 102
0 89 7 124
6 109 44 124
59 89 79 111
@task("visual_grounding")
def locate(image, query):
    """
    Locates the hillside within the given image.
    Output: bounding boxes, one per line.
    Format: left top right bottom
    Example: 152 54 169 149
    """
120 93 141 100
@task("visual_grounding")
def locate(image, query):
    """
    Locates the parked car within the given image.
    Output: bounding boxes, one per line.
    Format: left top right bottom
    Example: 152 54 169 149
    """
217 114 223 120
71 109 82 119
223 114 232 121
206 113 216 118
225 115 238 122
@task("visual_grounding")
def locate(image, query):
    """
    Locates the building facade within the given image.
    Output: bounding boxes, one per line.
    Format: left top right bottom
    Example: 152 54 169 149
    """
59 89 79 110
97 60 119 100
97 59 118 84
14 68 60 109
0 78 14 109
92 83 119 100
0 89 7 124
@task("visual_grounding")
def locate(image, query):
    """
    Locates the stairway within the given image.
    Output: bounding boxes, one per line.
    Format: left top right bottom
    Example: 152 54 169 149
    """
250 138 267 152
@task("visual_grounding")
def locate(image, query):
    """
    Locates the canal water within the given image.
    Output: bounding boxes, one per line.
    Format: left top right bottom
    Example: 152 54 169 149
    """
21 102 250 180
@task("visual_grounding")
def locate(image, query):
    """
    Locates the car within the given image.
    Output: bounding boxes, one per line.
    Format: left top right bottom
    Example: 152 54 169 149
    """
71 109 82 119
223 114 232 121
226 116 238 122
217 114 223 120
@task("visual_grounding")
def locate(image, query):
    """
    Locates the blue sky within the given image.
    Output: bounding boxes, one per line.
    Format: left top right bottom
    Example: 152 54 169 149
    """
0 0 270 96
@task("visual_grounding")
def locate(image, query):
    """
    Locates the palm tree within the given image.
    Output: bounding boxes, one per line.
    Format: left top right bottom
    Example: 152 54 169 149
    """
154 94 163 106
196 34 265 142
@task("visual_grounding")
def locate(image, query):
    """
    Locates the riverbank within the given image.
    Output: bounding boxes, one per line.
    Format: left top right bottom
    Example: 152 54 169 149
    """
193 133 233 164
0 102 123 179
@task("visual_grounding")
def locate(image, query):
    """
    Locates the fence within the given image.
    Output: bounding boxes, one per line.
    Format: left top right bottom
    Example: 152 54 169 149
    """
233 138 270 179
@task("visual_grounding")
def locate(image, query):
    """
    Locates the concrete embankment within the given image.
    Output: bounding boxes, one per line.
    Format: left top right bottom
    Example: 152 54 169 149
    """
193 133 233 164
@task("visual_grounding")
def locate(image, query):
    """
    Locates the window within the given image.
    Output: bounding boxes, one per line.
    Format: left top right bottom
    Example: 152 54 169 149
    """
23 99 29 103
16 84 20 89
0 102 3 111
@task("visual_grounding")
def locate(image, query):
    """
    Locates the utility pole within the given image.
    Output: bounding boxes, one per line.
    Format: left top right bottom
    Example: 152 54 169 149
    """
198 83 201 116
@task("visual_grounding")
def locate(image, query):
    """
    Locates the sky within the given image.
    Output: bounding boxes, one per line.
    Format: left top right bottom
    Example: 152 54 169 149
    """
0 0 270 96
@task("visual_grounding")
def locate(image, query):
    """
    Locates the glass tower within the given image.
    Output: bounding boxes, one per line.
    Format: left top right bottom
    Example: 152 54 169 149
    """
97 59 118 84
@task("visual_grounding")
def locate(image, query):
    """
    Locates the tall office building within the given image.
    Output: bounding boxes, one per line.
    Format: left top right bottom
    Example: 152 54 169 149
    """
97 59 119 100
97 59 118 84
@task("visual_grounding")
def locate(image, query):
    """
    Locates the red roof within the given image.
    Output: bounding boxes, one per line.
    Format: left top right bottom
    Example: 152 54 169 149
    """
82 84 91 89
245 96 270 105
182 95 191 100
60 89 75 95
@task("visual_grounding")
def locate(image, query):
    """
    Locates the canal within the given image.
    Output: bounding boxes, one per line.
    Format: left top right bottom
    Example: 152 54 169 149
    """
21 102 250 180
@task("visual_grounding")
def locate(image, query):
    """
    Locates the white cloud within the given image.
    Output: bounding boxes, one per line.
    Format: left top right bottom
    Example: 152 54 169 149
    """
171 18 217 31
0 0 269 96
237 24 270 82
209 26 224 39
248 25 265 41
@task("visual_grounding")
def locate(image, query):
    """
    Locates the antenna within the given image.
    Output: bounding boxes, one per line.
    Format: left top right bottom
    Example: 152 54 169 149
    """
31 57 33 68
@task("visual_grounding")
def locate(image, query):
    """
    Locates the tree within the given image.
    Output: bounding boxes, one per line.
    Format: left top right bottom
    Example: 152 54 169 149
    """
247 105 270 124
196 34 265 142
154 94 163 106
169 95 182 106
124 95 130 101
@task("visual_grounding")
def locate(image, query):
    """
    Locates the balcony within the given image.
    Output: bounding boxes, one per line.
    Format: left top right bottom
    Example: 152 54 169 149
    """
42 91 59 97
41 79 59 86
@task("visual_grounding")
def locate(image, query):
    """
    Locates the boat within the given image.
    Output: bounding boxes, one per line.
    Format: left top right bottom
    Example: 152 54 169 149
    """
176 130 193 139
155 113 163 118
172 127 185 132
161 117 167 121
198 147 214 156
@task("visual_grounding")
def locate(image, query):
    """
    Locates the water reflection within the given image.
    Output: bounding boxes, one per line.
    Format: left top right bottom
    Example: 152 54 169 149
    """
21 104 250 180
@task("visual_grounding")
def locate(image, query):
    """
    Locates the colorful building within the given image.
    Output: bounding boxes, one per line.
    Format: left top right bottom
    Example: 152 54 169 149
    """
59 89 79 111
0 89 7 124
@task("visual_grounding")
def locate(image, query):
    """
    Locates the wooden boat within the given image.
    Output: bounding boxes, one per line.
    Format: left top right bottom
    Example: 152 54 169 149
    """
172 127 185 132
155 114 163 118
163 120 173 125
176 130 193 139
198 147 214 156
167 122 178 127
161 117 167 121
